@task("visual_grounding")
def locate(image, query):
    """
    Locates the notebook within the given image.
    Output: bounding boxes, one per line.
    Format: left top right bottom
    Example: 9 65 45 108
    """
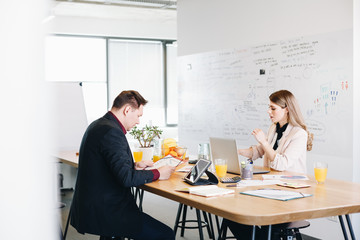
209 137 241 174
176 185 234 197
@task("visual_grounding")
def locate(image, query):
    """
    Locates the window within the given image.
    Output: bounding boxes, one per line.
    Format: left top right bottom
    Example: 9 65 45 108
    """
165 42 178 125
45 35 108 124
108 39 165 126
45 35 177 127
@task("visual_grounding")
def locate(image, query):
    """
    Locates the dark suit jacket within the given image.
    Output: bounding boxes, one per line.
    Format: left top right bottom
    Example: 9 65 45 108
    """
70 112 154 237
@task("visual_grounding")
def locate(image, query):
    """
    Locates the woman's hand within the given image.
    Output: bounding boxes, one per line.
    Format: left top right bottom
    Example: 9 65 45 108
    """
252 128 267 145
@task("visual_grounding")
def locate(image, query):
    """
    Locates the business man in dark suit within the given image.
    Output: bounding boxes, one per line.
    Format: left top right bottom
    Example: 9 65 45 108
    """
70 90 175 240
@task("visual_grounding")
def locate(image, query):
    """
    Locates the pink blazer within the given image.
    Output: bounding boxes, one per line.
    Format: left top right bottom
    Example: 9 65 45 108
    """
251 123 308 174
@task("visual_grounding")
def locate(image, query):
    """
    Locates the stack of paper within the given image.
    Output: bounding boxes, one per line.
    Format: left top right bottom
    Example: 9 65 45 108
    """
262 175 309 180
241 189 312 201
236 180 283 187
146 156 181 170
176 185 234 197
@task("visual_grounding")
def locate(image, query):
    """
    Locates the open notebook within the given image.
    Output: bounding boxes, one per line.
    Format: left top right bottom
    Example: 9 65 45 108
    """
176 185 234 197
241 189 312 201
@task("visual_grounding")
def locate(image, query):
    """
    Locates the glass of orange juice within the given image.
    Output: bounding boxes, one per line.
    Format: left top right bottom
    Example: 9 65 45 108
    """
314 161 328 184
215 158 227 178
133 150 143 162
153 155 162 162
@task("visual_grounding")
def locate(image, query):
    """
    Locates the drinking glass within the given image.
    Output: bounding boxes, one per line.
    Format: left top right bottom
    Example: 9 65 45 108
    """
314 161 328 184
133 151 143 162
215 158 227 178
198 143 210 160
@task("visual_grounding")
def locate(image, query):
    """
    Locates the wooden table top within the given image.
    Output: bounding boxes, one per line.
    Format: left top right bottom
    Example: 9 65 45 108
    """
53 150 79 168
141 163 360 226
53 150 360 226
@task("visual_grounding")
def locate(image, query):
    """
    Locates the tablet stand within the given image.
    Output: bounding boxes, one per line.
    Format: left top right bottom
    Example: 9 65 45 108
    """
189 170 219 186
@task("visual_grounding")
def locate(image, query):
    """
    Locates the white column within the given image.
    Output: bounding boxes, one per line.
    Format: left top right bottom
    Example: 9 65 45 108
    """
0 1 56 239
352 0 360 238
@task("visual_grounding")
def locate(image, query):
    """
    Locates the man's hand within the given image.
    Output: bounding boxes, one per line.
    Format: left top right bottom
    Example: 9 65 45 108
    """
157 165 175 180
135 160 154 170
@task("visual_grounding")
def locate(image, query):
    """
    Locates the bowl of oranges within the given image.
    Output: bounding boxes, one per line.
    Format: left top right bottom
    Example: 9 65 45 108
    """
161 138 187 160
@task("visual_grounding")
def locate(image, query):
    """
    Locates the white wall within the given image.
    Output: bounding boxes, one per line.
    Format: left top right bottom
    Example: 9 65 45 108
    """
178 0 352 56
177 0 358 239
353 0 360 237
0 2 56 239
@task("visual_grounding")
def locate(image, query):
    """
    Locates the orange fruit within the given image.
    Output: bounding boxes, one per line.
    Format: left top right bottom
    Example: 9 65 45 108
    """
169 150 178 157
174 147 186 157
162 144 170 156
163 138 177 148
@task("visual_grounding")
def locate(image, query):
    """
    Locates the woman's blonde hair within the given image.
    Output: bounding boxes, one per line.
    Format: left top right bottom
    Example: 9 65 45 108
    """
269 90 314 151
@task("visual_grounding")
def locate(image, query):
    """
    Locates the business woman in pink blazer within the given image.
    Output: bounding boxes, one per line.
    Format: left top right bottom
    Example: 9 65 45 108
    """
228 89 314 239
238 89 313 174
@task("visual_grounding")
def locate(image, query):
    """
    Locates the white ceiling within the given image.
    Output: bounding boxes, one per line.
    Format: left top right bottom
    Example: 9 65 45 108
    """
51 0 176 22
55 0 176 10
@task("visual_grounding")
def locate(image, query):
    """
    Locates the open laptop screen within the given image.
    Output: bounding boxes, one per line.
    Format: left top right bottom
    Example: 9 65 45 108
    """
209 137 241 175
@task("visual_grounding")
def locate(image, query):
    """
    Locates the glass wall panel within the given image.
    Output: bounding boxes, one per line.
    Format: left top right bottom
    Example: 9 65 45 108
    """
166 43 178 125
108 39 164 126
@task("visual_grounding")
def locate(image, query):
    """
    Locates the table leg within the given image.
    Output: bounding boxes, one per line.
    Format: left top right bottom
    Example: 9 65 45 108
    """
345 214 356 240
173 203 183 235
267 225 272 240
206 212 215 239
181 205 188 237
251 225 256 240
215 215 221 236
138 188 144 212
196 209 204 240
338 215 349 240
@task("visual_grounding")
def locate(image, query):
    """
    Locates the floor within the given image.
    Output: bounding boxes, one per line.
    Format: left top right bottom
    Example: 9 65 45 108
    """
59 190 321 240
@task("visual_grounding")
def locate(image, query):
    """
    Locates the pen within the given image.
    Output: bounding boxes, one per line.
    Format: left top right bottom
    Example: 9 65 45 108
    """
226 184 238 187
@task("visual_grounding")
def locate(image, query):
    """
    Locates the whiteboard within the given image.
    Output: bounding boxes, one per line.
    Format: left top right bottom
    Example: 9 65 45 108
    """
48 82 89 151
178 30 352 157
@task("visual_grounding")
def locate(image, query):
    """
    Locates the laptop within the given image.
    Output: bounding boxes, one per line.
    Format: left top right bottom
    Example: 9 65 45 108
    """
209 137 241 175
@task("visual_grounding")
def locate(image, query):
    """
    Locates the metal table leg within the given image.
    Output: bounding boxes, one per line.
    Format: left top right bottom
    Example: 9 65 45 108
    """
345 214 356 240
267 225 272 240
339 215 349 240
196 209 204 240
251 225 256 240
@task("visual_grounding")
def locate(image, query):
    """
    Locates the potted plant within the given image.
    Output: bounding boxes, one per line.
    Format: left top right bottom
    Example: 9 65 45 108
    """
129 125 163 161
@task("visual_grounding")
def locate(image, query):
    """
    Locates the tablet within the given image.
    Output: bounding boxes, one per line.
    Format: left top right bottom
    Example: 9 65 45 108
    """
184 159 212 184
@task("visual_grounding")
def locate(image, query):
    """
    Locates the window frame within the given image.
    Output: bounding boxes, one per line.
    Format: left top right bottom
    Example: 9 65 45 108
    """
49 33 177 127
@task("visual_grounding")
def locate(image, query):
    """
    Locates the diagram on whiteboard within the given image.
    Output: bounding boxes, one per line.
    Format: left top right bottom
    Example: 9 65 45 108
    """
178 30 352 157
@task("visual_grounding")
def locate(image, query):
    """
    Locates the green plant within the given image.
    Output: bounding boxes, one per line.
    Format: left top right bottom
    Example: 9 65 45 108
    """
129 125 163 148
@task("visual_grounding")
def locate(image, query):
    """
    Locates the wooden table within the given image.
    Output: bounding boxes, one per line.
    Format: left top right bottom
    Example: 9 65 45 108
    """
141 164 360 240
54 150 79 168
54 150 359 239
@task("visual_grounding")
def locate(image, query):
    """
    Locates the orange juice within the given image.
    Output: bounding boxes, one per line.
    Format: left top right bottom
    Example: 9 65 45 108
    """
133 151 143 162
314 167 327 184
215 164 227 178
153 155 162 162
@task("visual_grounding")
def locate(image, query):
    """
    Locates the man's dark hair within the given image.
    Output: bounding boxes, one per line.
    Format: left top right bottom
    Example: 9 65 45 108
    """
112 90 148 109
